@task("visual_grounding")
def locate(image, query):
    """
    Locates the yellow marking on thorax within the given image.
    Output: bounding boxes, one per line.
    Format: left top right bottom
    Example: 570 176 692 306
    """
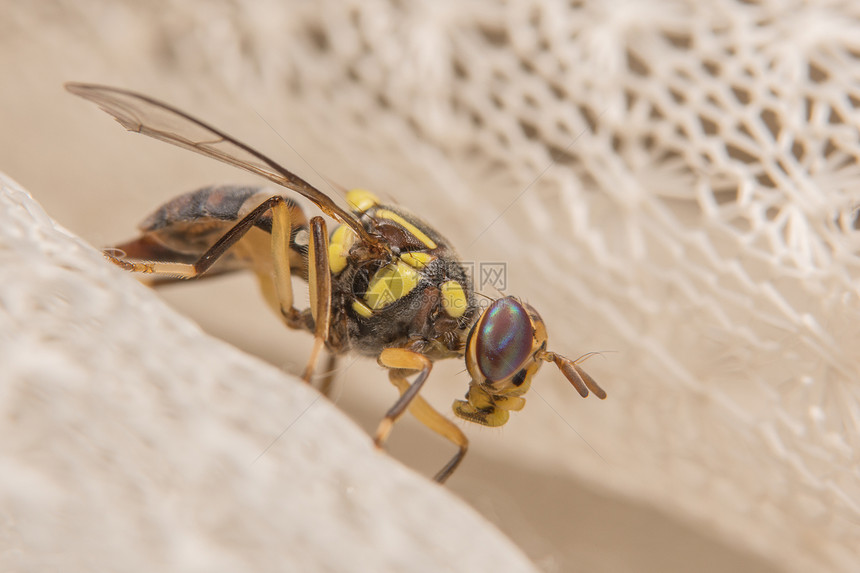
365 260 420 310
346 189 380 214
352 300 374 318
374 209 438 249
440 280 467 317
328 224 357 274
400 251 436 269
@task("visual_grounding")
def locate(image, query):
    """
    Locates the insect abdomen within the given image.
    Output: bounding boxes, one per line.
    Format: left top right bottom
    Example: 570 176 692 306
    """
112 185 309 277
139 185 305 248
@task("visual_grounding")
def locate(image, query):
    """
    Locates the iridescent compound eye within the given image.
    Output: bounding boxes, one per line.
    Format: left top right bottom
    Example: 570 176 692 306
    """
475 297 535 382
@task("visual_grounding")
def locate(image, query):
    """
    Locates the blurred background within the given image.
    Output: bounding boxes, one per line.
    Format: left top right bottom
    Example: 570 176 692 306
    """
3 1 860 571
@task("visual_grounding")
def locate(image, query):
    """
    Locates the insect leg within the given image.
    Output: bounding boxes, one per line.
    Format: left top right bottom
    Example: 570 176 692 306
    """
376 348 469 483
388 371 469 483
317 353 339 398
269 193 299 324
301 216 331 383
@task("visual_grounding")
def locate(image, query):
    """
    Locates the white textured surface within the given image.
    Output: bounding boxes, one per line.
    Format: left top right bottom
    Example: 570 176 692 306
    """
0 174 538 572
3 1 860 572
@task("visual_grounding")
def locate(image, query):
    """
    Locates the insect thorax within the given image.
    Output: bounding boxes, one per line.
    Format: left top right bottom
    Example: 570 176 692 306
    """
326 197 478 359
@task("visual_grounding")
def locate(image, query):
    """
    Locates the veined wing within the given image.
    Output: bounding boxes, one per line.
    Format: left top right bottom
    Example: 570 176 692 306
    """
65 82 380 247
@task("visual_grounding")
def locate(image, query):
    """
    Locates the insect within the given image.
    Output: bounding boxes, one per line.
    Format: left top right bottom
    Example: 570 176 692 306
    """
66 83 606 483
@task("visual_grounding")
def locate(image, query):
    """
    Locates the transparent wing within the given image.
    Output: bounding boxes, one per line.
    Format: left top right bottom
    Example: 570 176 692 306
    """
65 82 380 247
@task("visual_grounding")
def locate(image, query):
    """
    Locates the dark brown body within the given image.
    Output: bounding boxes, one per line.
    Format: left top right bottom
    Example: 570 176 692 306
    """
118 185 479 359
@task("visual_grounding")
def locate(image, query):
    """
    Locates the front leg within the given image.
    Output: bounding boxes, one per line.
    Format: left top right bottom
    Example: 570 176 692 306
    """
376 348 469 483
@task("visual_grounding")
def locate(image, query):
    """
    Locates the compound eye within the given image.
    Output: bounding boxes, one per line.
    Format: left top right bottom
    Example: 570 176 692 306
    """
476 297 534 382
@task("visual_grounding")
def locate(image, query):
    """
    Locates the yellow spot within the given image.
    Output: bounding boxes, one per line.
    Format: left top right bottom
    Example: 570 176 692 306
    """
400 251 435 269
375 209 437 249
328 224 356 274
346 189 380 213
495 395 526 411
351 300 374 318
365 261 420 310
440 280 467 317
